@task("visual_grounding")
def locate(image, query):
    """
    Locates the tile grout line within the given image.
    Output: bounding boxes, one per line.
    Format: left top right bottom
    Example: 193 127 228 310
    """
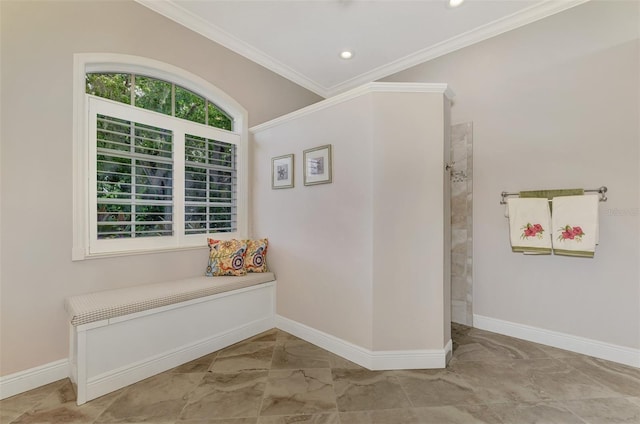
173 358 213 423
327 363 342 422
393 371 418 410
91 381 132 424
557 356 634 400
254 330 279 420
558 399 600 424
5 380 67 424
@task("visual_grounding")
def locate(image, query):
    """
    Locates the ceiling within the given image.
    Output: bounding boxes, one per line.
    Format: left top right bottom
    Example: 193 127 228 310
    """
136 0 588 98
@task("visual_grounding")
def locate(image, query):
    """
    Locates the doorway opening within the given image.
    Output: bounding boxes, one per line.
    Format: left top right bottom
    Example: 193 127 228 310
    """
450 122 473 326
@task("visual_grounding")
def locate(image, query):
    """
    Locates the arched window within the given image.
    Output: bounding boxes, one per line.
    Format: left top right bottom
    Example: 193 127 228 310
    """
72 54 248 259
85 73 233 130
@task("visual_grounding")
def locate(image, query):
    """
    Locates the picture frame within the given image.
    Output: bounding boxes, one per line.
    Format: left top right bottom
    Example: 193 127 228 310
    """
303 144 332 186
271 154 294 189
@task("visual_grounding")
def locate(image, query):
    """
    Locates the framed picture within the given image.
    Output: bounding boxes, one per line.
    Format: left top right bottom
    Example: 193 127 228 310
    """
271 154 294 189
303 144 332 186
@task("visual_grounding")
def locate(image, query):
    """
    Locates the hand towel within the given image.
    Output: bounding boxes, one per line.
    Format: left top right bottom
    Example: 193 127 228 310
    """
551 194 599 258
507 198 552 254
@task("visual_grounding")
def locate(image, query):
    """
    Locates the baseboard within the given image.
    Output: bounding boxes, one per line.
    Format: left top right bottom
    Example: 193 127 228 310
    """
275 315 372 368
473 314 640 368
1 314 452 401
370 339 453 370
86 317 274 402
275 315 451 370
0 359 69 400
0 317 274 402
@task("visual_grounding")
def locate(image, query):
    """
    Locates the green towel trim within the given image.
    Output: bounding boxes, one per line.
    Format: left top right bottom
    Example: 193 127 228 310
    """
519 188 584 199
553 249 594 258
512 246 552 254
519 188 584 212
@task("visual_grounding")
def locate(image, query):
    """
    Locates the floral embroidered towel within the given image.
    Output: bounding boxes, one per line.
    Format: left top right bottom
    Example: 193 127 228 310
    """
507 198 552 254
551 194 599 258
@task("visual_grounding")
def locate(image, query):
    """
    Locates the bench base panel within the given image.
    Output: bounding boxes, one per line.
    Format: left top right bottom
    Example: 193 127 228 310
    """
69 281 276 405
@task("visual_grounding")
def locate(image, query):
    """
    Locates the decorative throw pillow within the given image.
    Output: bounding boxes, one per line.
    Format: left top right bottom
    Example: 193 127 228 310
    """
206 239 247 276
244 238 269 273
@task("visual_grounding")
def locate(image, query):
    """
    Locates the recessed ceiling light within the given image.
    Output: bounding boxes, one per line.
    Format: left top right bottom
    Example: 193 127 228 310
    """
340 50 354 60
448 0 465 8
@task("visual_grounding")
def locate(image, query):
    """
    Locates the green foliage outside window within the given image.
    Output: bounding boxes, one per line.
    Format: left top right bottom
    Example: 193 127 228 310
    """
86 73 131 105
208 103 232 131
135 76 172 116
86 73 233 131
176 86 206 125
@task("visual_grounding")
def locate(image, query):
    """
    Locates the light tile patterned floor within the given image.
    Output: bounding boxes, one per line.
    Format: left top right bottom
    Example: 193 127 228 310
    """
1 324 639 423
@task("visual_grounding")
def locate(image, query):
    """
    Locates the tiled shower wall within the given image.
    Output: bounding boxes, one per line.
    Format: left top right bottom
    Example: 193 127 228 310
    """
450 122 473 326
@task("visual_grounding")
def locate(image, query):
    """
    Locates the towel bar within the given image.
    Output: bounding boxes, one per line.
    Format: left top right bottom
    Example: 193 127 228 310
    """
500 186 607 205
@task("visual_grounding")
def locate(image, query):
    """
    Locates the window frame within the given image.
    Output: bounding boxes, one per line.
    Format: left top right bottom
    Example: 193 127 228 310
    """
73 53 248 260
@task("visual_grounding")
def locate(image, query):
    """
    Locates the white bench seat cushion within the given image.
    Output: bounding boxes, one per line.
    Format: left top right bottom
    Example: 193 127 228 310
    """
65 272 275 326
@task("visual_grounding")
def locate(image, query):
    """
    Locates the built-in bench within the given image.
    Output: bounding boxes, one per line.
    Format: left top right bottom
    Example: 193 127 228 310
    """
65 273 276 405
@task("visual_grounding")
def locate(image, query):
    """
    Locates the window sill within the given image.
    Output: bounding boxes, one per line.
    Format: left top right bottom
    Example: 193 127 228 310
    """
71 244 208 261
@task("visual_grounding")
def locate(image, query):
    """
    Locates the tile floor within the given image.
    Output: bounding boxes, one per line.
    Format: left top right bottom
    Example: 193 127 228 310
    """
1 324 639 423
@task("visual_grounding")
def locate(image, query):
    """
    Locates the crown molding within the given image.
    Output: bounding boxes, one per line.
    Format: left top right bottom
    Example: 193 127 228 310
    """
250 82 453 133
134 0 329 97
137 0 589 99
326 0 591 96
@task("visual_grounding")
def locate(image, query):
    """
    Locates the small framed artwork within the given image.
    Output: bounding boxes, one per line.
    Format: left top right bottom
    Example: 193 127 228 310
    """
272 154 294 189
303 144 332 186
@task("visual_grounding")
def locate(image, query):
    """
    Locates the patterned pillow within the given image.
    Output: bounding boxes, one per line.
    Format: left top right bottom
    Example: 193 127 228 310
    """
244 238 269 273
206 239 247 276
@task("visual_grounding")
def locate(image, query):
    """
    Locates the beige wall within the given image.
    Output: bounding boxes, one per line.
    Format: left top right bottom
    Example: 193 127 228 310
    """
252 88 451 352
2 0 637 381
0 0 321 376
252 95 376 349
382 0 640 349
370 92 450 350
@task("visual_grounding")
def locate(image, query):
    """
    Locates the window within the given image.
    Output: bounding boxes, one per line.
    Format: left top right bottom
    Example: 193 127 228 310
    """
73 54 248 259
95 111 175 240
85 73 233 130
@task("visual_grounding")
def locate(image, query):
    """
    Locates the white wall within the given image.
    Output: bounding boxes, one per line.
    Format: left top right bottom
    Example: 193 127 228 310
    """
0 0 321 377
252 86 451 354
383 0 640 351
